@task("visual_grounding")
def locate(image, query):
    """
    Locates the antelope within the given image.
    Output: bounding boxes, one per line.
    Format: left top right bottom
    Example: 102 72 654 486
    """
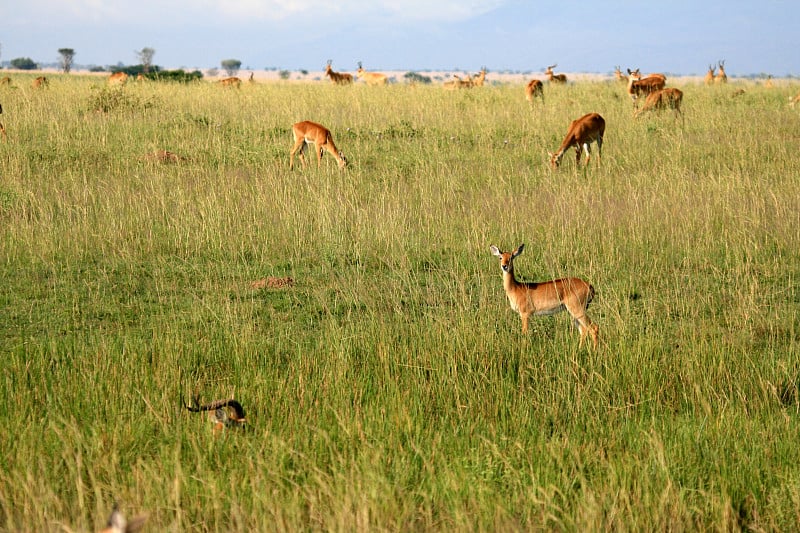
32 76 48 89
548 112 605 169
525 79 544 104
715 60 727 84
356 62 387 86
324 60 353 85
704 64 716 85
634 88 684 122
108 72 128 86
0 76 10 86
545 64 567 84
219 76 242 88
98 502 148 533
626 69 666 106
135 73 145 82
789 92 800 107
248 71 255 83
764 75 773 88
290 120 348 170
614 66 628 83
490 244 599 348
183 396 247 433
444 74 474 89
472 67 487 87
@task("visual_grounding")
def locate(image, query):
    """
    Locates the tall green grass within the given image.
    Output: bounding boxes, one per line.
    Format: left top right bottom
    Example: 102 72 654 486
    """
1 73 799 531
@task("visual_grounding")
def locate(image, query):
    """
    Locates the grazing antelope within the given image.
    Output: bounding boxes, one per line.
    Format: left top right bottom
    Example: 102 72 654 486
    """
715 60 727 84
472 67 487 87
704 64 716 85
444 74 474 89
324 60 354 85
32 76 48 89
108 72 128 86
356 62 387 86
634 88 684 122
548 112 605 169
614 66 628 83
545 64 567 84
525 79 544 104
0 76 10 86
183 396 247 433
98 502 148 533
290 120 348 170
490 244 599 348
219 76 242 88
626 69 666 106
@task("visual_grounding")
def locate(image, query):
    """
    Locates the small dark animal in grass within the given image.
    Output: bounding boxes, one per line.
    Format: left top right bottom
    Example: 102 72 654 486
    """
183 396 247 433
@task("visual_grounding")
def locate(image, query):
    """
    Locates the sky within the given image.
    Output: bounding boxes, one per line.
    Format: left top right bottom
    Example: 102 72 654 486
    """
2 0 799 76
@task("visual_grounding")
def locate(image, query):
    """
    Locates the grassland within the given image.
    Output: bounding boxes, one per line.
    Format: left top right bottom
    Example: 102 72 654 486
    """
1 72 799 531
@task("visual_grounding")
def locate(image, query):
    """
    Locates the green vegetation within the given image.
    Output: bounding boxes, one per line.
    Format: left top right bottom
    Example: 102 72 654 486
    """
1 73 799 531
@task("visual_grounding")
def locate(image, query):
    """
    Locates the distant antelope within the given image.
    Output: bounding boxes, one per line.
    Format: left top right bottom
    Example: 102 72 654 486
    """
545 64 567 84
764 75 773 88
98 502 148 533
290 120 348 170
614 66 628 83
472 67 487 87
548 112 605 169
183 396 247 433
626 69 666 107
790 92 800 107
525 79 544 104
356 62 387 86
634 88 684 123
324 60 354 85
0 76 10 86
32 76 48 89
248 71 255 83
715 60 727 84
108 72 128 86
219 76 242 88
490 244 599 348
704 64 716 85
444 74 474 89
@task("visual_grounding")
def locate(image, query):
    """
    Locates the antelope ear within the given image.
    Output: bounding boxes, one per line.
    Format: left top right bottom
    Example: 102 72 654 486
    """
512 244 525 257
489 245 502 257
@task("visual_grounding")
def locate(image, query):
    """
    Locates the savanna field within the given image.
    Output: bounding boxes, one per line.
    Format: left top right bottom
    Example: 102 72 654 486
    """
1 72 799 531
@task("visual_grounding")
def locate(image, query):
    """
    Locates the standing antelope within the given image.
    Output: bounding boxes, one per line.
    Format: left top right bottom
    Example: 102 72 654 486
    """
490 244 599 348
764 75 773 88
548 112 605 169
525 79 544 104
626 69 666 107
325 60 354 85
634 88 684 122
472 68 487 87
614 66 628 83
356 62 387 86
32 76 48 89
715 60 727 84
290 120 348 170
219 77 242 88
545 64 567 84
704 64 716 85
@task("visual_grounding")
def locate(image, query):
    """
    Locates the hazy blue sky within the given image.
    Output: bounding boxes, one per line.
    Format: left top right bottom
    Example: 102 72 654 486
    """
3 0 799 76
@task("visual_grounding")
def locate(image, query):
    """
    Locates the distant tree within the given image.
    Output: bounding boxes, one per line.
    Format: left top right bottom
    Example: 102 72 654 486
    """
58 48 75 73
404 71 432 84
206 67 219 78
279 70 290 80
10 57 37 70
221 59 242 77
135 47 156 73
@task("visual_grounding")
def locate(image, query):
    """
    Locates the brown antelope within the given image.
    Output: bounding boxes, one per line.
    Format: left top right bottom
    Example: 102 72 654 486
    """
704 64 716 85
0 76 10 86
525 79 544 104
548 112 605 169
789 92 800 107
324 60 354 85
490 244 599 348
472 67 487 87
715 60 727 84
614 66 628 83
545 64 567 84
444 74 474 89
219 76 242 88
356 62 387 86
290 120 348 170
98 502 148 533
764 75 773 88
135 73 145 82
32 76 48 89
626 69 666 107
183 396 247 433
108 72 128 86
634 88 684 122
